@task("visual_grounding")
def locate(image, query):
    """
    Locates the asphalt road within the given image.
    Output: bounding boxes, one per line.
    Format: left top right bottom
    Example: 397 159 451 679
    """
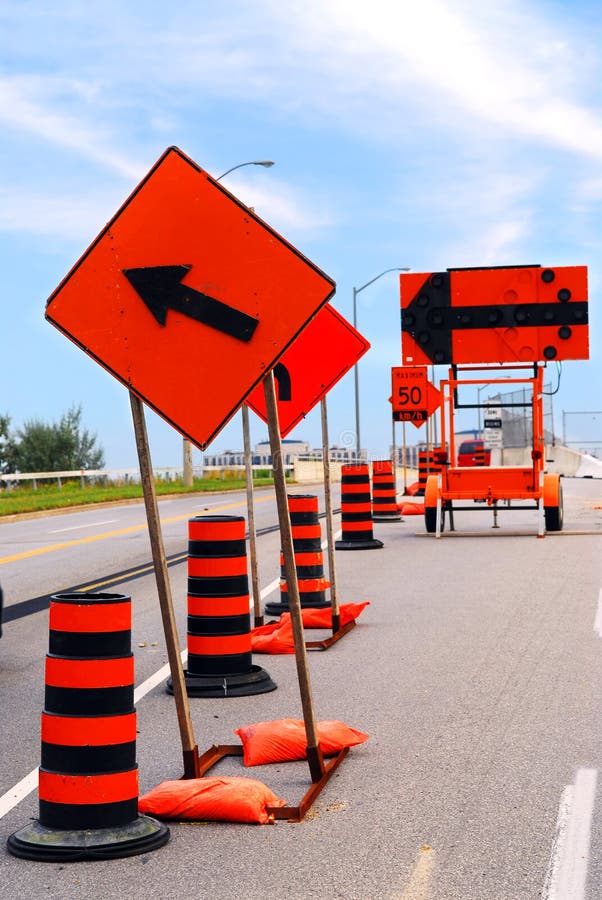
0 477 601 899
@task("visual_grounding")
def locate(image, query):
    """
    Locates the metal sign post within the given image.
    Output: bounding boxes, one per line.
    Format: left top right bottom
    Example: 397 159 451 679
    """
129 393 199 778
320 397 339 632
304 396 358 652
241 405 262 626
402 421 408 494
263 370 323 781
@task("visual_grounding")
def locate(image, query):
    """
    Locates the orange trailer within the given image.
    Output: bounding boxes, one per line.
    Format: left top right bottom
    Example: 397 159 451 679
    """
423 363 562 537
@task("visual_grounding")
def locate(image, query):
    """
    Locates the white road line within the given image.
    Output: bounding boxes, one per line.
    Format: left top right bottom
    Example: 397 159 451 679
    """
0 529 342 820
593 588 602 637
133 648 188 704
48 519 117 534
0 769 39 820
543 768 598 900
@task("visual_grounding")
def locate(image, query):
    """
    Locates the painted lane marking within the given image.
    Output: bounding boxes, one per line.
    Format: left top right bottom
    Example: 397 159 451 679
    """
0 770 39 821
0 494 274 565
543 768 597 900
133 648 188 705
593 588 602 637
49 519 117 534
387 844 435 900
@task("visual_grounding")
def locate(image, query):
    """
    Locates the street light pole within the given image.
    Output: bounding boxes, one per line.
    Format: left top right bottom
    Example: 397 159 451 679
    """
477 384 488 434
353 267 410 458
182 159 275 487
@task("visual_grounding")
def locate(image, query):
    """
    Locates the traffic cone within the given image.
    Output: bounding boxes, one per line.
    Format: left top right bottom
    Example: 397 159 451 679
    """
264 494 331 618
7 592 169 861
168 515 276 697
371 459 402 521
335 464 383 550
417 448 446 495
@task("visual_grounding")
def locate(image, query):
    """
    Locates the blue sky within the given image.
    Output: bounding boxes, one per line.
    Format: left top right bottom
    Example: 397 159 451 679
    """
2 0 601 468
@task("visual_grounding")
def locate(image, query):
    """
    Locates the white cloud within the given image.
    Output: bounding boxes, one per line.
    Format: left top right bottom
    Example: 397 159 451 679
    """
260 0 602 158
224 176 336 233
0 76 144 180
0 186 127 241
0 176 336 242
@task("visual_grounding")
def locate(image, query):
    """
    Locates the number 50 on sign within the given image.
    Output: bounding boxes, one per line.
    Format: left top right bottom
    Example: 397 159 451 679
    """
391 366 440 426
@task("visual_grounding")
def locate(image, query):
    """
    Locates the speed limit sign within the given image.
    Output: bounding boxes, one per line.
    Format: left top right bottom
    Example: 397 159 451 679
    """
391 366 441 426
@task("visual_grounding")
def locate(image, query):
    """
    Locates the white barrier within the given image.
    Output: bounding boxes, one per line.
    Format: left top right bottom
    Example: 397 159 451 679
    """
0 464 292 490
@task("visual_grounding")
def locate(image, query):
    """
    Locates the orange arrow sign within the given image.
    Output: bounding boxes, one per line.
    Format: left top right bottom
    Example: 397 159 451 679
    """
45 147 335 449
246 304 370 437
400 265 588 366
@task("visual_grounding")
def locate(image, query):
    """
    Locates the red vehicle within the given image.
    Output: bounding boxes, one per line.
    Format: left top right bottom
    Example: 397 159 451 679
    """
457 440 491 467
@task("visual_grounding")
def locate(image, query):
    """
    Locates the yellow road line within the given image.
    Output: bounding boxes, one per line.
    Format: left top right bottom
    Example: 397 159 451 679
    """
390 845 436 900
79 555 188 592
0 494 275 566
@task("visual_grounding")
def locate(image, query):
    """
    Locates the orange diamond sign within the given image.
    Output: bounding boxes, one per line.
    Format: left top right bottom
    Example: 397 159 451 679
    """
246 304 369 437
46 146 335 449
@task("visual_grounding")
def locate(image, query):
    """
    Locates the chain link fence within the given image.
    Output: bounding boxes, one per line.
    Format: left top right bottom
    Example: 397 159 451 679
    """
479 383 556 449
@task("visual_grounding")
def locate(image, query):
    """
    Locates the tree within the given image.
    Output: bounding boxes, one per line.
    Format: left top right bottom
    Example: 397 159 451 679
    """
10 405 105 473
0 413 17 474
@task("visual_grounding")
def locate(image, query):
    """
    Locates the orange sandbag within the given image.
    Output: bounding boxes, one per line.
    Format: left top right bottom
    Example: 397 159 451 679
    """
251 620 281 636
400 502 424 515
405 481 421 496
251 630 295 654
235 718 369 766
251 616 295 654
289 602 370 629
138 776 286 824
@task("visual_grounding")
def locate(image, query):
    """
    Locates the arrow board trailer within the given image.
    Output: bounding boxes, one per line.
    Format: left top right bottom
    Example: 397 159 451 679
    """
422 363 568 537
45 146 335 450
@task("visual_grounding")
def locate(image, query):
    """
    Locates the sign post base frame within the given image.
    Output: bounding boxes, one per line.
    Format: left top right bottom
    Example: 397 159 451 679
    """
190 742 349 822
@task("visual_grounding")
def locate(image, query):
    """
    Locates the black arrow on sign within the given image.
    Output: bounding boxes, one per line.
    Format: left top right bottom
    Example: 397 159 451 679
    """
274 363 292 401
123 265 259 343
401 271 588 364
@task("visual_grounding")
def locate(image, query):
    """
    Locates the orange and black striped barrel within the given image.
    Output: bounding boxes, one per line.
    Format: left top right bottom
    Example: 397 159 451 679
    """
7 592 169 861
417 448 446 495
371 460 401 521
417 450 430 495
40 593 137 830
335 464 383 551
176 515 275 697
265 495 331 617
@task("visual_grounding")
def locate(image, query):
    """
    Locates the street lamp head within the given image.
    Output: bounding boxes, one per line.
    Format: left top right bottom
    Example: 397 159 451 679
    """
354 266 411 296
216 160 275 181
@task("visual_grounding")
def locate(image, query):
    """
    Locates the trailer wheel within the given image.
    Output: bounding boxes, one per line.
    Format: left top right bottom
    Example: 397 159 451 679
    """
543 474 563 532
424 475 444 533
425 506 445 533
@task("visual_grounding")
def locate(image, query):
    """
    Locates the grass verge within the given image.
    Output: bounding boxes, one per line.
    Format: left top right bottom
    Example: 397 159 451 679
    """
0 474 281 517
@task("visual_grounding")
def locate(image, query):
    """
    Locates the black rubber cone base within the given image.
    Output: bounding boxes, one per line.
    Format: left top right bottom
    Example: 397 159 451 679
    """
167 664 277 698
7 815 169 862
264 597 331 617
373 513 402 522
335 538 384 550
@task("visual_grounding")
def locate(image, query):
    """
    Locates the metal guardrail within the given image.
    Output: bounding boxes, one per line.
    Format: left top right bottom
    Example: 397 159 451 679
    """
0 464 292 490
